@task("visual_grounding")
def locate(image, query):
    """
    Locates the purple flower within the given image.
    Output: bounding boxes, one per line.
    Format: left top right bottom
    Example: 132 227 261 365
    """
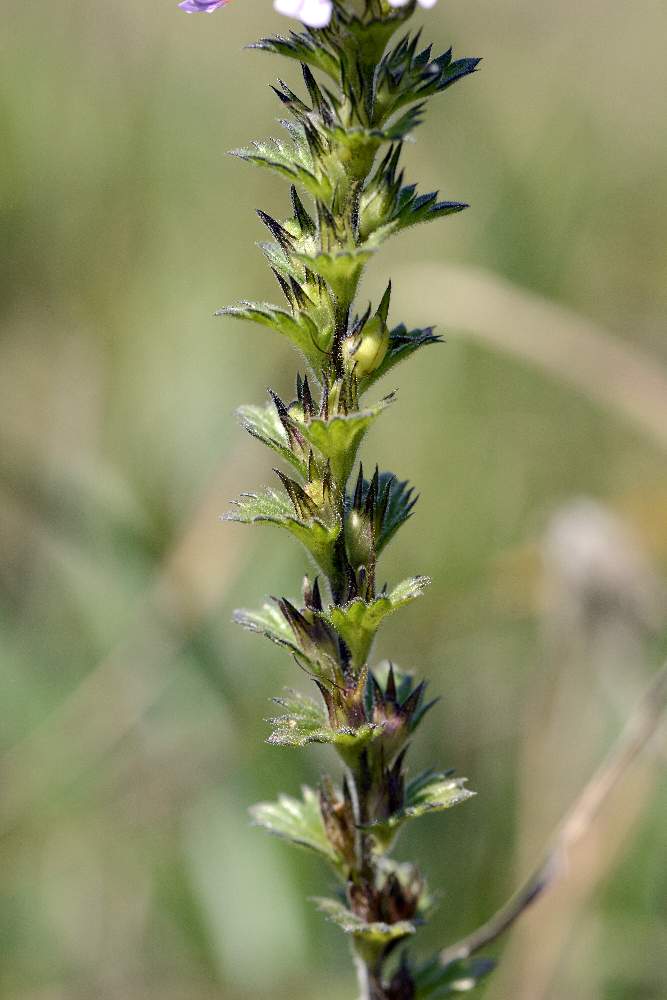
178 0 228 13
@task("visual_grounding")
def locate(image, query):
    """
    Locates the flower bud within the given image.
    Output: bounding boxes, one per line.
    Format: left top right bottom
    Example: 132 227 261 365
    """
341 315 389 378
345 508 374 571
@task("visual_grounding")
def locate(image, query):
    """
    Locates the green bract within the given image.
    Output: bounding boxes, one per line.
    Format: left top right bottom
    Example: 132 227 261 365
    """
326 575 431 668
250 786 341 867
219 2 487 997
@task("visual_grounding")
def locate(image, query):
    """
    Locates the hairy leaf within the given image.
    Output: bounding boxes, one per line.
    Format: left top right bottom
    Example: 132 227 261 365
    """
367 772 475 839
224 489 341 577
326 576 431 668
218 300 328 370
363 189 468 247
249 31 340 80
233 602 298 651
293 246 374 304
267 690 379 752
360 323 442 390
350 470 418 554
250 786 340 867
313 897 417 945
237 402 308 477
231 136 332 202
302 395 394 485
376 36 481 124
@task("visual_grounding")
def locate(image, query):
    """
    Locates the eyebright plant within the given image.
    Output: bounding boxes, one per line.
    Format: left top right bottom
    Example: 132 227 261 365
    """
181 1 492 997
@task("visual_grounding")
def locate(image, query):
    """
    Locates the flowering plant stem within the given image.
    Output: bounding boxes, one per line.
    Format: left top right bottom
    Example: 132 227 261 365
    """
210 1 488 996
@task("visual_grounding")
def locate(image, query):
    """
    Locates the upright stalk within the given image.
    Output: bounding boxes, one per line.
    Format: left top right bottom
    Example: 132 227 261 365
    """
197 0 493 995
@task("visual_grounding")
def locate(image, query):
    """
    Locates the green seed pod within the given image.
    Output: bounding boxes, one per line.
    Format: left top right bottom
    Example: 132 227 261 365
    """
341 315 389 378
344 508 374 570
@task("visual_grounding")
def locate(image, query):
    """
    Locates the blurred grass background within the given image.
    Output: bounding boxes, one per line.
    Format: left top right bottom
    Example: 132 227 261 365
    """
1 1 666 998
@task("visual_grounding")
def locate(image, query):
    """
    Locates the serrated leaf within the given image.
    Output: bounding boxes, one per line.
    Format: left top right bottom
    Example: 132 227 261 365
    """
224 489 341 577
302 395 394 484
382 102 426 141
365 195 468 248
376 37 481 125
350 470 418 554
293 247 374 302
231 136 332 201
217 301 326 370
360 141 468 245
404 772 475 816
324 114 422 150
237 403 308 477
313 897 416 945
267 690 380 753
233 602 298 652
370 660 421 708
366 772 475 841
249 31 340 80
323 124 382 173
414 956 495 997
360 324 442 390
326 576 431 669
250 786 340 867
266 689 329 746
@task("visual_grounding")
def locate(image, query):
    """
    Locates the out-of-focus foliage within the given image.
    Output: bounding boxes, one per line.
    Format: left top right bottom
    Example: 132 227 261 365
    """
1 2 666 999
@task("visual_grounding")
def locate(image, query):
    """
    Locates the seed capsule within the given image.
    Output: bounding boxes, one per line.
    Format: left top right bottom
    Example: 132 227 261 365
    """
341 315 389 378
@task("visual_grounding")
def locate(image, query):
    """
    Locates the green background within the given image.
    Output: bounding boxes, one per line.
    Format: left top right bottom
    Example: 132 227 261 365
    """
1 1 666 998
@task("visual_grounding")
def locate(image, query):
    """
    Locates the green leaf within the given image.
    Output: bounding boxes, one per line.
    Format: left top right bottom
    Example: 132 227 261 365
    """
249 31 340 81
224 489 341 577
359 144 467 245
414 956 495 997
360 324 442 390
267 689 379 753
404 771 475 817
293 247 374 304
231 136 332 202
266 689 329 746
375 37 481 124
322 124 382 180
237 403 308 477
302 395 394 485
233 602 298 653
313 897 416 945
326 576 431 668
350 470 418 554
364 192 468 248
366 772 475 840
250 786 340 867
217 301 326 371
381 103 427 142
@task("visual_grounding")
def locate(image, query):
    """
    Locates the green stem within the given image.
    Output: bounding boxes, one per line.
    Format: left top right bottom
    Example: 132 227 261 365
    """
354 949 388 1000
355 953 371 1000
346 752 390 999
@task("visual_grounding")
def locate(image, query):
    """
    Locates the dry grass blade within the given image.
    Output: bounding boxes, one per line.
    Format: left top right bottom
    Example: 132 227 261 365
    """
439 662 667 967
394 263 667 452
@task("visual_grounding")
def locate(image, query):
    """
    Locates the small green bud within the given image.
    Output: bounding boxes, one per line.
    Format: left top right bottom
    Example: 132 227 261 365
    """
341 315 389 378
345 508 374 570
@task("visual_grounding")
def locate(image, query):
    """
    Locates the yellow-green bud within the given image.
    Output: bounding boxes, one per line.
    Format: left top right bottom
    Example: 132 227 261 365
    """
304 478 324 506
341 315 389 378
344 508 374 570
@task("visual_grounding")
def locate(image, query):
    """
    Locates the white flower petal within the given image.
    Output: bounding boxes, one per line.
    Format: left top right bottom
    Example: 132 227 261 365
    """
275 0 332 27
274 0 303 16
298 0 333 27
